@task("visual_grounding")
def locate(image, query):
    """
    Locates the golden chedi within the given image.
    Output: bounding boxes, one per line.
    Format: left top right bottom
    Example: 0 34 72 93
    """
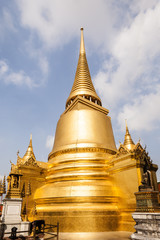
34 28 120 231
6 28 159 232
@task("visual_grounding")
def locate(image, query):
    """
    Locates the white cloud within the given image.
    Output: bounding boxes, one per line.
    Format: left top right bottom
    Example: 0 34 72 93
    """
46 135 54 150
0 9 16 41
8 0 160 132
130 0 159 13
118 86 160 131
14 0 121 89
0 61 8 75
5 72 33 87
15 0 123 51
23 39 49 76
0 60 36 88
94 2 160 131
39 57 49 75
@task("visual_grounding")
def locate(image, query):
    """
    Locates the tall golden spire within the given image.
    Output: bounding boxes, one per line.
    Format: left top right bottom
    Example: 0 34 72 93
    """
66 28 102 108
124 120 135 150
23 134 36 160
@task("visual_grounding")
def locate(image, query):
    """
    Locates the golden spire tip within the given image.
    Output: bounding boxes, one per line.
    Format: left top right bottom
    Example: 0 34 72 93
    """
80 27 85 54
29 133 33 147
125 119 129 133
125 119 127 128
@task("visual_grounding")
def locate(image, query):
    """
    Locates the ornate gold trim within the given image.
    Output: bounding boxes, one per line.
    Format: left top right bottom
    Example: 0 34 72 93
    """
35 196 120 204
46 173 111 183
48 147 116 160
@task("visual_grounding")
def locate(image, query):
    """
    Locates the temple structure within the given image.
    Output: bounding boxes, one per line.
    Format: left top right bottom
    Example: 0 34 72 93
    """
6 28 159 232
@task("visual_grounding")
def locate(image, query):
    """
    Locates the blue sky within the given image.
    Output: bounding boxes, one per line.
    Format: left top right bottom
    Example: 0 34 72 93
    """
0 0 160 180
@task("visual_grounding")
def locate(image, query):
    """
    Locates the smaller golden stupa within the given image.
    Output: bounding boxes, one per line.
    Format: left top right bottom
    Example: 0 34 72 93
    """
123 120 135 151
6 28 159 233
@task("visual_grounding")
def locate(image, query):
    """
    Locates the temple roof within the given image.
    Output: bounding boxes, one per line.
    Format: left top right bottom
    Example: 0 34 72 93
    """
66 28 102 108
123 120 135 151
16 134 48 168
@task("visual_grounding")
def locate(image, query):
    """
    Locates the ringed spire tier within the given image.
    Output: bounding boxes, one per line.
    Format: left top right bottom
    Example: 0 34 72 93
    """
66 28 102 108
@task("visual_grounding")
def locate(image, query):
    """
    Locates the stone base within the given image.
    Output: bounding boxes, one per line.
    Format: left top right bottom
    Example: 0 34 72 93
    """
131 212 160 240
1 198 22 223
0 198 30 237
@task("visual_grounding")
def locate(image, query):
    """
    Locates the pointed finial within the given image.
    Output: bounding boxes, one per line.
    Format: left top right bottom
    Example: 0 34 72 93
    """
125 119 128 131
29 133 32 147
125 119 127 127
80 27 85 54
125 119 129 133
